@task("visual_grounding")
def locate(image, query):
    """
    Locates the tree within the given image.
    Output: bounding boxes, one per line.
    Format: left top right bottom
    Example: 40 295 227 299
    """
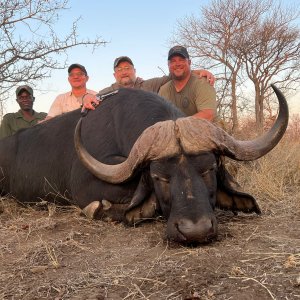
240 5 300 132
0 0 106 103
173 0 300 133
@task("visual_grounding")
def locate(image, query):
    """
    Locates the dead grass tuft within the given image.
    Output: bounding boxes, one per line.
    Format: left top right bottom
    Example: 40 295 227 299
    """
284 254 300 269
232 139 300 203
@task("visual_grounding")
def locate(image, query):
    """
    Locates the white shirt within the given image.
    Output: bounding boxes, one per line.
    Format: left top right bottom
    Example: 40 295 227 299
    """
47 89 97 117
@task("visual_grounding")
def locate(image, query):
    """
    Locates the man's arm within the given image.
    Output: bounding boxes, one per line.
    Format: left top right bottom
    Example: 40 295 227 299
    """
142 69 215 93
0 115 12 139
192 70 215 86
193 109 215 121
98 84 118 95
139 75 170 93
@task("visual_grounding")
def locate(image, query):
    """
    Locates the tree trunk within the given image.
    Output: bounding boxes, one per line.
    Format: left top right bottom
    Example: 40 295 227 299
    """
231 75 239 134
255 87 264 134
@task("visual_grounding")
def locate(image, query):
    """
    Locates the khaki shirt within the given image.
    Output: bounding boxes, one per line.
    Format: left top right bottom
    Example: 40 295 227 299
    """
0 110 47 139
159 75 217 117
98 76 170 95
48 89 97 117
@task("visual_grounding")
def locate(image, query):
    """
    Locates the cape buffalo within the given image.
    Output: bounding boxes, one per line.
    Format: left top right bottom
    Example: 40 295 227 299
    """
0 85 288 244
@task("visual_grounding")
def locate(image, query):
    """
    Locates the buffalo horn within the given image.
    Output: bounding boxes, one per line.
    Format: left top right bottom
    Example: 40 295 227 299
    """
74 119 180 183
177 84 288 160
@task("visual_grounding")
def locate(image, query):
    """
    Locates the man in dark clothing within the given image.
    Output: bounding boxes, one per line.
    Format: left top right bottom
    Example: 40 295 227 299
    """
0 85 46 139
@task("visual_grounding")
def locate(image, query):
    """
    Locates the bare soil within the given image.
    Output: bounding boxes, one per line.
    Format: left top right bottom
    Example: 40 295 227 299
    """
0 195 299 300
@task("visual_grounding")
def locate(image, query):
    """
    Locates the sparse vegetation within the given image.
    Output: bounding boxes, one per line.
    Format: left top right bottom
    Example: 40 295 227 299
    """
0 120 299 299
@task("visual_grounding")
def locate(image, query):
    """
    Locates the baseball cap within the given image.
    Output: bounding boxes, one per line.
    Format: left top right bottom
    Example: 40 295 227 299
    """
16 85 34 96
168 45 190 60
113 56 134 69
68 63 88 75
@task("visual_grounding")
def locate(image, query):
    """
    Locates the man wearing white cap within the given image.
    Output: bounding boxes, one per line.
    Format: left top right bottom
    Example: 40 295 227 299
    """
45 63 97 120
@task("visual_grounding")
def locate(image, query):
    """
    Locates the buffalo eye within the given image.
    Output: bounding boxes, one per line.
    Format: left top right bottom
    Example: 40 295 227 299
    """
200 163 217 177
151 174 169 183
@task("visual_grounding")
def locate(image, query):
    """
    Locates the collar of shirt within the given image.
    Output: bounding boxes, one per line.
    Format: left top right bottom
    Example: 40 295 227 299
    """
15 110 45 120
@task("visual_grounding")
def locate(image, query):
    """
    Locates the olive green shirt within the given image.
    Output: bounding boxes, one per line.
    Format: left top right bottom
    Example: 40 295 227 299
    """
158 75 217 117
99 76 170 95
0 110 47 139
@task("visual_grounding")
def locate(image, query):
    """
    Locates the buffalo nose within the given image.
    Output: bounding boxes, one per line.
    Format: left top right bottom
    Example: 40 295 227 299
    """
176 216 217 243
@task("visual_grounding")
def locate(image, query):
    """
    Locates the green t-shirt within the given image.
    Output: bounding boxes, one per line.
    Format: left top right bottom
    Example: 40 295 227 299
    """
158 75 217 117
0 110 47 139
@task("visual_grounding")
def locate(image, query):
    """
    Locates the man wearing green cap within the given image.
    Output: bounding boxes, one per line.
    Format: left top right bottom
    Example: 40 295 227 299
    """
0 85 47 139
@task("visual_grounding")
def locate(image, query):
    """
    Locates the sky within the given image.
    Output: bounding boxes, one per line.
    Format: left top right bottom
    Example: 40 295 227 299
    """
4 0 300 115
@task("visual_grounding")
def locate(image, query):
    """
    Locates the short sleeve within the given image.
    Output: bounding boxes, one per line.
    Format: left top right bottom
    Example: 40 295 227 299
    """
194 79 217 111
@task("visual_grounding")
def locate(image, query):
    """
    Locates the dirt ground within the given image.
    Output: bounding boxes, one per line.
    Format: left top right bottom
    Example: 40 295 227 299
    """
0 195 299 300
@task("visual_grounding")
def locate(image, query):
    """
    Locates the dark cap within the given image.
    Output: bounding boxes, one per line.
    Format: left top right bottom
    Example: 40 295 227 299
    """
68 63 87 75
168 45 189 60
16 85 34 96
113 56 134 69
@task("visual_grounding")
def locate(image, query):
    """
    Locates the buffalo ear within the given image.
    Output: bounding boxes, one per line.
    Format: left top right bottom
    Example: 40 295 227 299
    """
126 171 153 211
125 193 158 225
216 190 261 215
216 161 261 215
125 172 159 225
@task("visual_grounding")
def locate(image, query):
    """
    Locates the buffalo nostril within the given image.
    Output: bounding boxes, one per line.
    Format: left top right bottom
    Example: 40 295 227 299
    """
173 216 217 243
206 219 216 238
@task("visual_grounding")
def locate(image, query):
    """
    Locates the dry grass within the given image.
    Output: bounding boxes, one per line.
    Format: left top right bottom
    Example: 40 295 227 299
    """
0 133 299 299
234 139 300 203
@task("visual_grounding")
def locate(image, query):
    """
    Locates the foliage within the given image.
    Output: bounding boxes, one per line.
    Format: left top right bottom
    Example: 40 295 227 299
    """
0 0 106 102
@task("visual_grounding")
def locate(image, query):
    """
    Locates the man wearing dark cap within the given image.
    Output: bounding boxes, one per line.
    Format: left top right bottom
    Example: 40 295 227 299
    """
45 63 97 120
0 85 47 139
98 56 172 95
158 45 217 121
83 55 215 110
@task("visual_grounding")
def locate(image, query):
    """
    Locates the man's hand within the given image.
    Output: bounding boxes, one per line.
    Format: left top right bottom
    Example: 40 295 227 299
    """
193 69 215 86
82 94 99 111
